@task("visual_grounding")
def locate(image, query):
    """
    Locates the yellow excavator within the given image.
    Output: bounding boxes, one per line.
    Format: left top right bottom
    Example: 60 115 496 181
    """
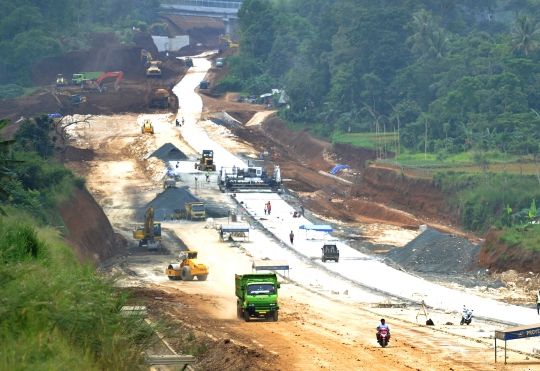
148 23 170 36
133 206 162 250
219 35 239 50
166 251 209 281
51 91 86 110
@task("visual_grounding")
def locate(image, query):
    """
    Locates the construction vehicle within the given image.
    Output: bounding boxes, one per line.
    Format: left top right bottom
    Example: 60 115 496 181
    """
146 61 162 78
141 49 153 66
165 251 209 281
149 22 169 36
199 81 210 89
163 179 176 189
149 88 170 108
321 244 339 263
185 202 206 221
195 150 216 171
236 274 280 322
71 72 104 85
141 119 154 134
185 57 193 68
216 58 224 68
51 91 86 111
82 71 124 92
132 206 162 250
56 74 67 87
219 35 239 50
218 165 282 193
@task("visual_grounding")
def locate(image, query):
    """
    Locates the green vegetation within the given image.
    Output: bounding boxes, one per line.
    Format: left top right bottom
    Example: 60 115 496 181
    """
0 215 158 370
0 0 160 88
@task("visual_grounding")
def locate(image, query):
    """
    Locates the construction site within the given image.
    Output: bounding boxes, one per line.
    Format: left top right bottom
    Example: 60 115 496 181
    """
3 14 540 371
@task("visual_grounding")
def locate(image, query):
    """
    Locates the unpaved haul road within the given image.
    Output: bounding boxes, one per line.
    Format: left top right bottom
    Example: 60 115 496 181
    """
65 56 537 370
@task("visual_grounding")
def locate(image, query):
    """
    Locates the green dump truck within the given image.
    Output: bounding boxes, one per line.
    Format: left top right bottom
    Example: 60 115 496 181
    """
235 273 280 322
72 72 104 85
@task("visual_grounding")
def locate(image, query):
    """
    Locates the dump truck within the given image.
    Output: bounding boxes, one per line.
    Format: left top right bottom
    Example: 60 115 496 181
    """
199 81 210 89
195 150 216 171
56 74 67 86
185 57 193 67
321 244 339 263
236 273 280 322
163 179 176 189
146 61 162 78
216 58 224 68
185 201 205 221
166 251 209 281
141 119 154 134
72 72 104 85
149 88 170 108
132 206 162 250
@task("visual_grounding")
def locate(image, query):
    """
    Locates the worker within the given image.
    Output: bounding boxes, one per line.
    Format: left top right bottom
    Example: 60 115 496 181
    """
163 213 167 221
264 203 268 215
176 119 179 126
171 213 174 221
220 228 224 241
182 117 185 125
300 205 305 217
267 201 271 215
232 165 237 176
205 171 210 182
289 230 294 245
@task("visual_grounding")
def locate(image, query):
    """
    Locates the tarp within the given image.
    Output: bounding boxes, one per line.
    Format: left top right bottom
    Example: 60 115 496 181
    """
495 323 540 341
330 164 350 175
299 225 333 233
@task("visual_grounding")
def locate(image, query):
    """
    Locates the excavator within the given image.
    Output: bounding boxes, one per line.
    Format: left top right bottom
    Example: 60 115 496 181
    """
132 206 162 250
219 35 239 50
148 22 169 36
51 91 86 111
82 71 123 92
141 49 153 66
165 251 209 281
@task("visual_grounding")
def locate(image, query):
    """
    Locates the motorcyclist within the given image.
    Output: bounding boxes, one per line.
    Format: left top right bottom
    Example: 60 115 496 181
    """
376 318 390 342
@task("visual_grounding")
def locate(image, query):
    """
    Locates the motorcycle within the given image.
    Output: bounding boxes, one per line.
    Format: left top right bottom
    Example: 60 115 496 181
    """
460 306 473 325
377 327 389 348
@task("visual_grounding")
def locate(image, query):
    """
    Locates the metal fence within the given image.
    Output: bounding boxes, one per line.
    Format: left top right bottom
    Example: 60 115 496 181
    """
162 0 243 8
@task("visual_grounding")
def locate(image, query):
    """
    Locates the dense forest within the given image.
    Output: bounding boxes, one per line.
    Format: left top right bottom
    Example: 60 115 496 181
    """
0 0 159 88
226 0 540 160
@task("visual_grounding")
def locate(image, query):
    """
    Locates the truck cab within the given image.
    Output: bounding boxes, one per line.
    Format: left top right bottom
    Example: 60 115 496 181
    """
185 202 206 220
216 58 224 68
321 244 339 263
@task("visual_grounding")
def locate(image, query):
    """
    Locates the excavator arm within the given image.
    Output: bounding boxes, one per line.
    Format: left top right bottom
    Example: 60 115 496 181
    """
95 71 124 91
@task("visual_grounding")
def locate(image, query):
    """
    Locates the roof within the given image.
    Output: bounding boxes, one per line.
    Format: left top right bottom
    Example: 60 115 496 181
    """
252 260 289 271
495 323 540 340
220 223 250 232
299 224 333 233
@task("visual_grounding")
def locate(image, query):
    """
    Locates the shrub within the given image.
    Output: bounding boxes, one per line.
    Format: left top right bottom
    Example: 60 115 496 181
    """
0 84 24 99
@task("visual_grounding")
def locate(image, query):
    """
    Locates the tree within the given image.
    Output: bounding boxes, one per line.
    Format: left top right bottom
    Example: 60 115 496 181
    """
405 10 439 61
511 14 540 55
0 119 24 215
53 115 93 163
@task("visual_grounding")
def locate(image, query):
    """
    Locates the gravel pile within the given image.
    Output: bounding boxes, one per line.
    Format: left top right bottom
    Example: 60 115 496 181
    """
145 187 199 221
385 229 481 274
149 143 188 161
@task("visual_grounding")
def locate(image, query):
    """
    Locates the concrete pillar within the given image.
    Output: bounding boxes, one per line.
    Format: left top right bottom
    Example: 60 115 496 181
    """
223 16 230 36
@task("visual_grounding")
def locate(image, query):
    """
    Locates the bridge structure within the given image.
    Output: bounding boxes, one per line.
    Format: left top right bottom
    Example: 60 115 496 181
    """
160 0 243 35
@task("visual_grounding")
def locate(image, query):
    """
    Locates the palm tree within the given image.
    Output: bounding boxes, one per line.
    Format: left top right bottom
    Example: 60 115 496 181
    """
511 14 540 55
423 29 449 61
0 119 24 215
405 10 438 61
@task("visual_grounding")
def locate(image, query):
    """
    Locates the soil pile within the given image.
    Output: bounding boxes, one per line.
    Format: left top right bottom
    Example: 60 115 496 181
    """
145 187 199 221
149 143 188 161
386 228 481 274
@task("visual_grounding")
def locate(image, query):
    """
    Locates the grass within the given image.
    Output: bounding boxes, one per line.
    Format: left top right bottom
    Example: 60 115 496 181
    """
22 87 40 97
333 132 398 149
0 214 160 370
498 225 540 252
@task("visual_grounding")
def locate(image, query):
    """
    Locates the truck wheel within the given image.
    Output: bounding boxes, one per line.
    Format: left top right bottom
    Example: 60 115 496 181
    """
197 274 208 281
194 163 197 169
168 275 174 280
273 311 278 322
237 307 243 319
322 257 326 263
181 267 194 281
244 312 250 322
212 165 216 171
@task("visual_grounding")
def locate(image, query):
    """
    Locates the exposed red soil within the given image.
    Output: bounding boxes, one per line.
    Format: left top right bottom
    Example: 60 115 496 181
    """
478 230 540 272
0 33 184 139
57 187 121 263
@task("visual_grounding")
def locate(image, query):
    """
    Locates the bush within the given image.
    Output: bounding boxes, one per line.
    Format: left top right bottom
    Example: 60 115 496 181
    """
214 75 243 92
0 84 24 99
